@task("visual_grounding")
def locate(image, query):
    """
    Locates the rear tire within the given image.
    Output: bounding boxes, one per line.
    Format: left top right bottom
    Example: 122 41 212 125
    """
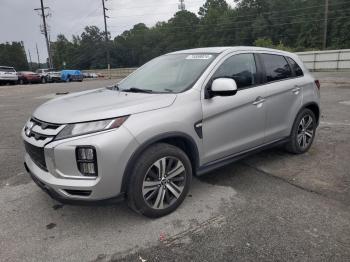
285 108 316 154
127 143 192 218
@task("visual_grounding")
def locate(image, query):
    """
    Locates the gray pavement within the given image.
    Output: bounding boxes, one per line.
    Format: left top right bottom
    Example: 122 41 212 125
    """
0 74 349 261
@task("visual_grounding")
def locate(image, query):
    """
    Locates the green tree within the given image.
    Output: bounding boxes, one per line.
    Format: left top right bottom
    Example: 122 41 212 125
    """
0 42 29 70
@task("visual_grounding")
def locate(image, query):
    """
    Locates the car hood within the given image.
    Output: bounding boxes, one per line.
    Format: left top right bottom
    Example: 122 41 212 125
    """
33 88 177 124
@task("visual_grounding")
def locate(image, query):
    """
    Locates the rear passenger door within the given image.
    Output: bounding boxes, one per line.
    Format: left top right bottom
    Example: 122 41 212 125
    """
258 53 304 142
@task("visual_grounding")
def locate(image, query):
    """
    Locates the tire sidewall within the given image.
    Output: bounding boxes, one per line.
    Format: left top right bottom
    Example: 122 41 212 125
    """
290 108 316 153
128 143 192 218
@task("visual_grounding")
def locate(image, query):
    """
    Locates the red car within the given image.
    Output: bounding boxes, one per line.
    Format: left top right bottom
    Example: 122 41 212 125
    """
18 71 41 84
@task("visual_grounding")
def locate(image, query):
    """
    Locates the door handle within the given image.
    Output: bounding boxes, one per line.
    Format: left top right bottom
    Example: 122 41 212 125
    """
292 86 301 94
252 96 265 105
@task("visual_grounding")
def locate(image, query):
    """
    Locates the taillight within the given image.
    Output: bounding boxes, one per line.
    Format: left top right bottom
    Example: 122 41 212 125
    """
315 80 320 90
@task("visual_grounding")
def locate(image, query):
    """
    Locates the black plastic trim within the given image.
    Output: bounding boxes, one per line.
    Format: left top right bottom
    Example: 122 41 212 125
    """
75 146 98 177
197 137 289 176
194 121 203 139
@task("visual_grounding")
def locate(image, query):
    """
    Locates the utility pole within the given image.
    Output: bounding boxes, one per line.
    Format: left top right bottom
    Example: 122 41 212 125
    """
178 0 186 11
28 49 33 71
323 0 329 50
36 44 41 69
102 0 111 79
34 0 52 68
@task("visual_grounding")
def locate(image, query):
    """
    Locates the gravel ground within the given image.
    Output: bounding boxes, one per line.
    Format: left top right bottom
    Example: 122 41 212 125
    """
0 73 349 262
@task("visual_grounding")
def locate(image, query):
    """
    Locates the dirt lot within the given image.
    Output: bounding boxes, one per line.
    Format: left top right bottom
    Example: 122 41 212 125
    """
0 73 349 261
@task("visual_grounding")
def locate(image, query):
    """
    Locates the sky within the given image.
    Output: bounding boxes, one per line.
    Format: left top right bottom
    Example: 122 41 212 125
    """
0 0 207 64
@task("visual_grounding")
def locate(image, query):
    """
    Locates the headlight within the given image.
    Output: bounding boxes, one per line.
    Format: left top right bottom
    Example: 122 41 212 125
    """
55 116 129 140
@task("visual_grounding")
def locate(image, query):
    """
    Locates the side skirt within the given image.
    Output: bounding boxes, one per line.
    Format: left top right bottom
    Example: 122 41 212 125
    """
196 137 289 176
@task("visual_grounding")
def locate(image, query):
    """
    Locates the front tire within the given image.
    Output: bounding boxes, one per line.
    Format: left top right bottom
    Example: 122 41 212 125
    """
41 77 46 84
286 108 316 154
127 143 192 218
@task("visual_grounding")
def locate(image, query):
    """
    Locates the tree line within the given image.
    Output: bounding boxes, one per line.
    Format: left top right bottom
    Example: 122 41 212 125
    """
1 0 350 70
0 42 29 70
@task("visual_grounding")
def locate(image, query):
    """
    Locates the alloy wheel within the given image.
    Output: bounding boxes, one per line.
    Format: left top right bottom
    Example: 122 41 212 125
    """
297 114 314 149
142 157 186 210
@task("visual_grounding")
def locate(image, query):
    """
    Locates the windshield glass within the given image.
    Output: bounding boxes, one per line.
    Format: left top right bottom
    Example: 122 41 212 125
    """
118 53 217 93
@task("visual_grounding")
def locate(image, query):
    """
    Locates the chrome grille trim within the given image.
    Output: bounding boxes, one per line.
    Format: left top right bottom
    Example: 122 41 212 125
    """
24 117 65 145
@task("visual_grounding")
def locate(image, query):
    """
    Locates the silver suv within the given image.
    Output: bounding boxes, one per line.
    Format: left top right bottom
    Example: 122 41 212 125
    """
0 66 18 84
23 47 320 217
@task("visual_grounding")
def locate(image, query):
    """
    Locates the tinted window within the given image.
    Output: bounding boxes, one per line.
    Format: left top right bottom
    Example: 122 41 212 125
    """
286 57 304 77
261 54 292 82
0 67 15 73
213 54 257 89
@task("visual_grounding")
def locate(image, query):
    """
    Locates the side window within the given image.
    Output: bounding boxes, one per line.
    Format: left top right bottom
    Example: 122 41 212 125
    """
260 54 292 82
213 53 257 89
286 57 304 77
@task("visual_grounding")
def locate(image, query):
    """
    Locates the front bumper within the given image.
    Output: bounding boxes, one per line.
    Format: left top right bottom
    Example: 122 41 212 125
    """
23 126 139 202
25 162 124 205
0 77 18 82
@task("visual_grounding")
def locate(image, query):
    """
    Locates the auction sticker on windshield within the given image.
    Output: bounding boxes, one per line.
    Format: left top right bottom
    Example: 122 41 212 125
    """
186 54 213 60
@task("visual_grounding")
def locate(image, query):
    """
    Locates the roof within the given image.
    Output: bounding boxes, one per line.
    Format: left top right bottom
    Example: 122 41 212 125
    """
169 46 290 55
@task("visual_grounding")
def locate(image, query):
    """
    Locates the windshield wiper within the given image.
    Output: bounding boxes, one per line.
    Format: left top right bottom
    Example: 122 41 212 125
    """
107 84 119 90
121 87 153 93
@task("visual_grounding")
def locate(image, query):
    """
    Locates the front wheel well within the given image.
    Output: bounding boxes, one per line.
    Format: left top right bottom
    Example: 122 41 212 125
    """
121 134 199 193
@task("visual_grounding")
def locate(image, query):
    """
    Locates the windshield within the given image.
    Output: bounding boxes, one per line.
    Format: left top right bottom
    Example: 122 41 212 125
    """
118 53 217 93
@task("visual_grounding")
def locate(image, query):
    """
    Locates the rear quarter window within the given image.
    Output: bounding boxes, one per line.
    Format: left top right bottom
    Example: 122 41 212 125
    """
286 57 304 77
260 54 292 82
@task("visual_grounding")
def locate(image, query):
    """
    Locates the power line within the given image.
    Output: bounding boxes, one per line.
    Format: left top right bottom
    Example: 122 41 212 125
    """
323 0 329 50
102 0 111 79
107 8 350 36
107 1 349 19
36 44 41 68
28 49 33 71
34 0 52 68
179 0 186 11
109 0 204 11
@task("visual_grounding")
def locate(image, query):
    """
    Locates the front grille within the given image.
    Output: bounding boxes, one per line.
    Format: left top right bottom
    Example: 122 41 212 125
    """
24 141 47 171
24 117 62 142
30 117 60 131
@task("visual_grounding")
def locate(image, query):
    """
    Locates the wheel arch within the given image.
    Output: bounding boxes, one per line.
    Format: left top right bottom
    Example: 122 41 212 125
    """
121 132 200 194
302 102 320 125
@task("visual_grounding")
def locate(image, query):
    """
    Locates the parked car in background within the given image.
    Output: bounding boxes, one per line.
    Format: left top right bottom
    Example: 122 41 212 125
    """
0 66 18 85
83 72 100 79
36 68 61 83
17 71 41 84
61 70 83 82
82 72 90 78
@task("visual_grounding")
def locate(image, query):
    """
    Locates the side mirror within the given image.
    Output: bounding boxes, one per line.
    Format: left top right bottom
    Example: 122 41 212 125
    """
206 78 238 98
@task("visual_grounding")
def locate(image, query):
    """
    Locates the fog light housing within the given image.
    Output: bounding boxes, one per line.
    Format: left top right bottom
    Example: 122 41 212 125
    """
76 146 98 177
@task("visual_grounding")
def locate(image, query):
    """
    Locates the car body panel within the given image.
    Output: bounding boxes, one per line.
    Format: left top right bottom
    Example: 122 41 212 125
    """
23 126 139 200
33 88 177 124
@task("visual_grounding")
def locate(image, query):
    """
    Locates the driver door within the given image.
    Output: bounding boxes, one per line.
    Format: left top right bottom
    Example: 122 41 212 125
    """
201 53 267 164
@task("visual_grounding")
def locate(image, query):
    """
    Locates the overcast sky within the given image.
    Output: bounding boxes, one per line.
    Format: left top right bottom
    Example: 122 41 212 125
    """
0 0 208 64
